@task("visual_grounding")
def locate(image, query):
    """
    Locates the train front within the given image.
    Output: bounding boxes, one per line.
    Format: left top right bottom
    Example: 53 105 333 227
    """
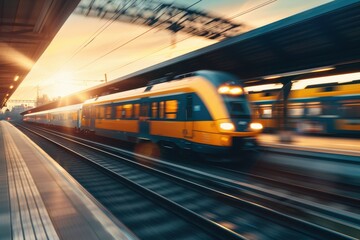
199 71 263 157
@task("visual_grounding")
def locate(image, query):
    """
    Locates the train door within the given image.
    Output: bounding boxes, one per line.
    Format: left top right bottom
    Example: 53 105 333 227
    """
90 105 96 130
184 94 193 138
139 99 150 138
77 109 82 129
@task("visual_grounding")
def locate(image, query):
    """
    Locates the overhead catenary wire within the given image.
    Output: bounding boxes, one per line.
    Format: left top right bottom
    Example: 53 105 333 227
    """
77 0 202 71
31 1 141 94
108 0 277 74
56 0 137 73
38 0 275 91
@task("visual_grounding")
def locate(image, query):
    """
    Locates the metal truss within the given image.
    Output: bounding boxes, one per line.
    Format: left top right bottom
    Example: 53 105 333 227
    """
74 0 243 40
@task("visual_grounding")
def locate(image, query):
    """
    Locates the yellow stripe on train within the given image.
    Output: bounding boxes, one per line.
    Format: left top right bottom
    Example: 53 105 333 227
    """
152 120 256 147
95 119 139 133
336 120 360 131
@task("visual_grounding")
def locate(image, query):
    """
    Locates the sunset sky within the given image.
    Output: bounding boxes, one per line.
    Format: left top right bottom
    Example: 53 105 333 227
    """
6 0 334 110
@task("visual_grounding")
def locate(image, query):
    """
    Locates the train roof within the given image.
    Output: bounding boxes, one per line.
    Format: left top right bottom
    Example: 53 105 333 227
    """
83 70 240 106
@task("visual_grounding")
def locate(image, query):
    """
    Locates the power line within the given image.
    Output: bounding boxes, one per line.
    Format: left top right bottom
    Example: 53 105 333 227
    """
108 0 277 74
77 0 202 70
231 0 277 19
67 0 137 63
37 0 275 90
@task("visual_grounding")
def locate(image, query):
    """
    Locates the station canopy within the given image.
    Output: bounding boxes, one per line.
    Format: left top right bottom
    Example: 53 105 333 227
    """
0 0 81 108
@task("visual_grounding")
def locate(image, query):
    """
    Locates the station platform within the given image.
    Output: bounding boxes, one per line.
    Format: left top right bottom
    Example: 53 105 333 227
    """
258 133 360 157
0 121 137 240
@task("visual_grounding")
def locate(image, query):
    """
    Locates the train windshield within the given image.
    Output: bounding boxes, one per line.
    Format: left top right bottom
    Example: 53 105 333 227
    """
223 96 251 118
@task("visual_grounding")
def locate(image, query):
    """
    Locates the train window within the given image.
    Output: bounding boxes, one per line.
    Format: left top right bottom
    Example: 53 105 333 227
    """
159 101 164 119
262 108 272 118
140 103 149 117
82 107 89 119
123 104 133 118
289 103 304 118
307 107 321 116
322 102 334 115
134 104 140 118
306 102 321 116
97 106 105 119
289 108 304 117
229 102 246 118
90 106 96 119
152 102 158 118
165 100 178 119
105 106 112 119
258 105 272 118
341 101 360 118
116 105 122 118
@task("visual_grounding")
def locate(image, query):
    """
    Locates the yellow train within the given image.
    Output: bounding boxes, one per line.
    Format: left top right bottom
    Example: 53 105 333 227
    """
249 82 360 134
24 70 262 158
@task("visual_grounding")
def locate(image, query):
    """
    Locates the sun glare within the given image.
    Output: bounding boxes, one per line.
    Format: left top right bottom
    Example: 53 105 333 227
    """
49 71 81 97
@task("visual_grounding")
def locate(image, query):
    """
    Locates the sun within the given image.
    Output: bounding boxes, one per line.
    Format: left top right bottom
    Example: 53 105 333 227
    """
47 71 83 98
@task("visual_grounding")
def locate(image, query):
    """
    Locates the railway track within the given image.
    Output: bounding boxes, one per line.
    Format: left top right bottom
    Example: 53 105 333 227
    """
16 123 359 239
258 146 360 188
17 125 237 240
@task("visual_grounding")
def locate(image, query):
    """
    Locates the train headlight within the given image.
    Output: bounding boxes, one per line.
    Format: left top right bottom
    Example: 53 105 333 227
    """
220 122 235 131
250 122 263 131
218 86 230 94
218 85 243 95
229 87 243 95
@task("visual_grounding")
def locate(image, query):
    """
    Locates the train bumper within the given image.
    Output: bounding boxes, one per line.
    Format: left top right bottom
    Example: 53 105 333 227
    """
191 136 258 155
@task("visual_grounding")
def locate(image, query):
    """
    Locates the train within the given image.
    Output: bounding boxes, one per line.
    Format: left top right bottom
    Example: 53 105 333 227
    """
24 70 263 159
249 81 360 135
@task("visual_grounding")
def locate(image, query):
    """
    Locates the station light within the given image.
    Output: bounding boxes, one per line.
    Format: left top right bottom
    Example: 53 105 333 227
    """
310 67 335 73
262 66 335 81
14 75 19 81
9 85 14 89
245 83 282 92
264 75 281 80
291 72 360 90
